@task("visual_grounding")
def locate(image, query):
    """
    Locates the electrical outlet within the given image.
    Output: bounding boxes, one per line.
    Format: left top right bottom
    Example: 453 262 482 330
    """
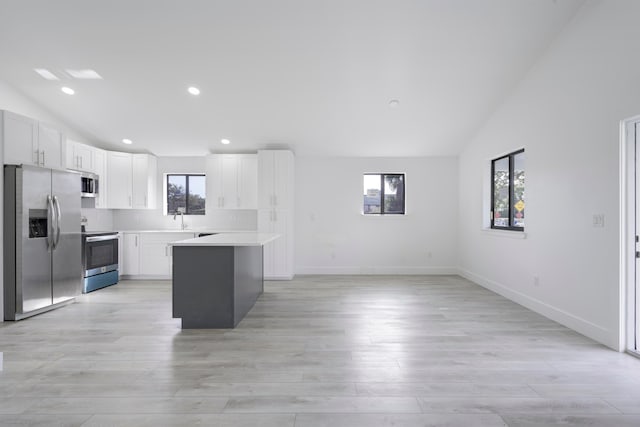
593 214 605 228
533 275 540 287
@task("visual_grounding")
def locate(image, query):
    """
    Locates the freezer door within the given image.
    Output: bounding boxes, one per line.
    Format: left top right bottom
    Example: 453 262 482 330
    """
51 169 82 303
17 166 53 313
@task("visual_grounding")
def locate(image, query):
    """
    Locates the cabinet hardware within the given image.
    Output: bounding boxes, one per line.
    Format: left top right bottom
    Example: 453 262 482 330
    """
40 150 45 166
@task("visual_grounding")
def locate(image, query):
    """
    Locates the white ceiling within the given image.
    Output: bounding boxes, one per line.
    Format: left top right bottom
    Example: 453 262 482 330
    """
0 0 584 157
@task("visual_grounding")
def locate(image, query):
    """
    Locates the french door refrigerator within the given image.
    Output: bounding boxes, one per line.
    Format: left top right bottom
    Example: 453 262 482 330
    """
4 164 81 320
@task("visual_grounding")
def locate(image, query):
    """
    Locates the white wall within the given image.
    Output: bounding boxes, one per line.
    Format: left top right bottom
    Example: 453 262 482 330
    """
112 156 257 231
295 156 458 274
0 80 94 143
458 0 640 350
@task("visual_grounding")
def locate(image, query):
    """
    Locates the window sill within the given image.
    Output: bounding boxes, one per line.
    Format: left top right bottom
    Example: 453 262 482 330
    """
482 228 527 239
361 213 408 218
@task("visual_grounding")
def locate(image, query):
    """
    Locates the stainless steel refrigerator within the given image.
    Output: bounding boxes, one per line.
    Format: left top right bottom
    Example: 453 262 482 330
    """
4 165 81 320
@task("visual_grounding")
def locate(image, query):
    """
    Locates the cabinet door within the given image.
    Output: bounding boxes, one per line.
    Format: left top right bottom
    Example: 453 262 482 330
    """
257 150 275 209
75 143 93 171
132 154 157 209
139 233 194 276
38 122 63 169
238 155 258 209
93 149 107 208
271 210 292 277
3 111 38 166
66 140 93 171
122 233 140 275
272 151 293 209
206 155 223 210
139 234 171 276
221 155 238 208
258 210 275 277
107 151 132 209
207 154 239 209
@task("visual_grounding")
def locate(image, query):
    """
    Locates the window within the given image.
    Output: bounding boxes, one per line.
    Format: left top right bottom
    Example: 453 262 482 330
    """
363 173 405 214
166 174 206 215
491 149 525 230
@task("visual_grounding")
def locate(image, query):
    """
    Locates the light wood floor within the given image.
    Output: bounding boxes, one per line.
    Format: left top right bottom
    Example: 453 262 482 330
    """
1 275 640 426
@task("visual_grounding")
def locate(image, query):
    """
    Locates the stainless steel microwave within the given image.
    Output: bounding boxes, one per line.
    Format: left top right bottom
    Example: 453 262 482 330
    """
81 171 99 198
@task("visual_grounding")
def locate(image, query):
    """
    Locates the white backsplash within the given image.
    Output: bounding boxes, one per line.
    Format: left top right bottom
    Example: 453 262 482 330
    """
81 205 114 231
111 208 257 231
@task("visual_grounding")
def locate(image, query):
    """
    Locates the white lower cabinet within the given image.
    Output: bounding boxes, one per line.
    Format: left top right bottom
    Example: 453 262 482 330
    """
122 232 194 278
258 210 293 280
121 233 140 276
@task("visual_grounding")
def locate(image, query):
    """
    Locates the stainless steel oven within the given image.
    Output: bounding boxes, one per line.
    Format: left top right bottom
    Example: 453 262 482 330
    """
82 231 119 293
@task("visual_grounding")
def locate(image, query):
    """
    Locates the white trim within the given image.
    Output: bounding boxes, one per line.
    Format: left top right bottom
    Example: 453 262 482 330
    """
459 269 617 350
295 266 459 275
620 115 640 352
481 228 527 239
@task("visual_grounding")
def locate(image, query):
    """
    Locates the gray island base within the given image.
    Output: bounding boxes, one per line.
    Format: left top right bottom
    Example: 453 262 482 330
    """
171 233 279 329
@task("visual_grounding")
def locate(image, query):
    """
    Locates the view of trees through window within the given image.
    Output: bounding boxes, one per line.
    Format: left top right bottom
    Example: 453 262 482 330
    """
167 174 205 215
363 173 405 214
492 150 524 230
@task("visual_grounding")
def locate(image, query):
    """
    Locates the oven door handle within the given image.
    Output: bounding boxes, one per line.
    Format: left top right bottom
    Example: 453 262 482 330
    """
86 235 119 242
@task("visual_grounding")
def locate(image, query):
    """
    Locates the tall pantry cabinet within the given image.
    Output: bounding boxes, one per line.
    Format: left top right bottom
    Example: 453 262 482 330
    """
258 150 294 280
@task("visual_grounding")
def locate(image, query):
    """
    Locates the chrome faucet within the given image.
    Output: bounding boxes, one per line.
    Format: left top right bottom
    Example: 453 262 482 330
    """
173 208 187 230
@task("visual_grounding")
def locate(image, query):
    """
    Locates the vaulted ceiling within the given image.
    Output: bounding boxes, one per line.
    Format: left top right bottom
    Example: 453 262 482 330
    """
0 0 584 157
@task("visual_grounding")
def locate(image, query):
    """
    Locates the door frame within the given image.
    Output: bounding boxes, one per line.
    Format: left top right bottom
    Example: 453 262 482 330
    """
620 115 640 354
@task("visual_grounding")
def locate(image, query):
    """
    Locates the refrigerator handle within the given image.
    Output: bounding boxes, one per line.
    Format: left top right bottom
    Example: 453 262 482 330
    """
46 195 54 250
53 195 62 249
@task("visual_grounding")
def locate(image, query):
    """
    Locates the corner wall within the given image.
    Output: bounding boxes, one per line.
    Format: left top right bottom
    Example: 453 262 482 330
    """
295 156 458 274
458 0 640 350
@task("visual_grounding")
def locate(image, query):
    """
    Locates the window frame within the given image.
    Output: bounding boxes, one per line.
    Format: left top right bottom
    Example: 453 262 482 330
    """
166 173 206 215
490 149 524 231
363 173 406 215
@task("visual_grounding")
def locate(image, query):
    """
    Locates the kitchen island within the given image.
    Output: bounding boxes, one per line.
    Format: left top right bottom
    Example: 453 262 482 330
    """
170 233 279 328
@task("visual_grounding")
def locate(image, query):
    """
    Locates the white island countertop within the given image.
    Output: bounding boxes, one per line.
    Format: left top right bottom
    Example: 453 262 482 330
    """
170 232 280 247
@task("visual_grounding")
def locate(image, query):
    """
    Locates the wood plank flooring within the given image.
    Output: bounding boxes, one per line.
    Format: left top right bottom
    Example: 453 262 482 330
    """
1 275 639 426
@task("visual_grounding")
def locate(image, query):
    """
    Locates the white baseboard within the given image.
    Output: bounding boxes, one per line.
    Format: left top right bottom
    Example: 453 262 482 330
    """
459 269 617 350
120 275 171 281
295 266 459 275
265 275 294 281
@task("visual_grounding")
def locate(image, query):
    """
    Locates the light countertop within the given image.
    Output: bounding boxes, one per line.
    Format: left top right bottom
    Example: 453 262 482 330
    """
116 229 255 234
170 232 280 247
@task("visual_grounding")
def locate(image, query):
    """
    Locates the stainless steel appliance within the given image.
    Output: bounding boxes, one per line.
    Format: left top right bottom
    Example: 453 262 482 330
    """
4 165 81 320
80 171 98 198
82 231 119 293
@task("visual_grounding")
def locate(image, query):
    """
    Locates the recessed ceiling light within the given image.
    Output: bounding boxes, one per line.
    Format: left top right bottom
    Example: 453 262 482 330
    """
221 139 230 145
122 138 133 145
61 86 75 95
388 99 400 108
34 68 59 80
188 86 201 95
65 69 103 80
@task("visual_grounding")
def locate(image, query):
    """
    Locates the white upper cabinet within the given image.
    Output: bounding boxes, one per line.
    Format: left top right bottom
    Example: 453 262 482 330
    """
258 150 294 210
106 152 157 210
132 154 157 209
93 148 108 209
66 139 94 172
206 154 257 210
107 151 133 209
2 111 63 169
